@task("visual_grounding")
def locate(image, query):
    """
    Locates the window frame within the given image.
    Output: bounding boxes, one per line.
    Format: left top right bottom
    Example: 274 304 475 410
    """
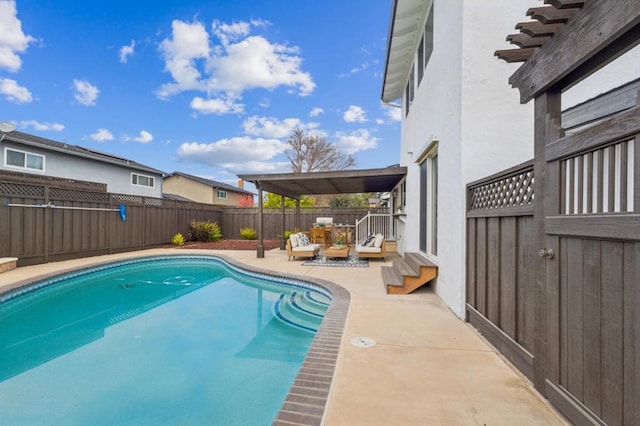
217 190 228 199
417 141 438 257
131 172 155 188
404 3 434 118
4 147 46 172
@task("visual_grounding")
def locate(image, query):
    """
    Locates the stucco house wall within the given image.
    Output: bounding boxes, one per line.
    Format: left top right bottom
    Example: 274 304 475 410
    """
1 132 164 198
163 173 254 207
387 0 639 318
391 0 536 317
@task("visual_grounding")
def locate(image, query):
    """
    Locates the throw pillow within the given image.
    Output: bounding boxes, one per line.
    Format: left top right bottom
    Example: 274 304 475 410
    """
373 233 384 248
289 233 299 248
361 232 375 246
297 232 310 246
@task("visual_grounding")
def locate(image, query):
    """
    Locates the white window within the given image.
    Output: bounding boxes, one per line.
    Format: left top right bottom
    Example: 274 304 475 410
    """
418 142 438 257
423 5 434 71
405 4 433 117
406 67 415 117
4 148 45 172
131 173 155 187
217 190 227 199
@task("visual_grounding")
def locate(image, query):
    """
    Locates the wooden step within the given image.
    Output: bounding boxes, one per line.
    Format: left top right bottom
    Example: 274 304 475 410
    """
404 252 436 271
382 265 403 288
393 257 419 277
0 257 18 274
383 252 439 295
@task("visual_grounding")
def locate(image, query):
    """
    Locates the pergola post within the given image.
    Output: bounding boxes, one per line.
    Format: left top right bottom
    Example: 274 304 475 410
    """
256 183 264 258
280 195 286 250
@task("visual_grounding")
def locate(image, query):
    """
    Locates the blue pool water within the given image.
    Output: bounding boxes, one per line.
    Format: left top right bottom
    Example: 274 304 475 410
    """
0 256 330 425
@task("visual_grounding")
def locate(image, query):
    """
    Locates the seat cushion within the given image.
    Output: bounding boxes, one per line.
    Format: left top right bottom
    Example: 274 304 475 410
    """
289 234 299 248
292 244 319 252
356 245 382 253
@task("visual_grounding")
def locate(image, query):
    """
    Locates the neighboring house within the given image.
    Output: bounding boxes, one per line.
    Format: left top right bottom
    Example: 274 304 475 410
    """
0 130 164 198
381 0 638 317
163 172 254 207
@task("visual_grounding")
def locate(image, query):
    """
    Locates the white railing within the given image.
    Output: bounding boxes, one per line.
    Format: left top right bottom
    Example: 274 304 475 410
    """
355 213 394 245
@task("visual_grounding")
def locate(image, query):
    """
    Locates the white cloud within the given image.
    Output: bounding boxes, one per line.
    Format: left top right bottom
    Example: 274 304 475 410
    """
338 61 370 78
0 1 34 73
221 160 290 174
335 129 378 154
73 79 99 106
242 116 305 138
190 96 243 115
20 120 64 131
90 128 113 142
157 20 210 98
176 136 285 171
0 78 32 103
209 35 314 95
157 19 314 115
382 104 401 122
343 105 367 123
124 130 153 144
211 20 251 47
309 107 324 117
119 40 135 63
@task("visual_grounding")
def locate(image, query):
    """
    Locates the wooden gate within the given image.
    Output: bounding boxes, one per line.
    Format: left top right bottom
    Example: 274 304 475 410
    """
490 2 640 424
539 96 640 426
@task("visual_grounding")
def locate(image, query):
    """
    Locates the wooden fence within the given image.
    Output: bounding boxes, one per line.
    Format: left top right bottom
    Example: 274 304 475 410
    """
466 160 537 379
0 177 222 266
220 207 385 240
0 174 383 266
466 90 640 425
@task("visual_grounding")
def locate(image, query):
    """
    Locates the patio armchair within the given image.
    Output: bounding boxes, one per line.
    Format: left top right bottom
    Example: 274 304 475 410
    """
286 233 320 261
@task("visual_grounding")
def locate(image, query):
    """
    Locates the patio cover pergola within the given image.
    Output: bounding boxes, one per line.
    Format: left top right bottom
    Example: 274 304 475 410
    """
238 166 407 257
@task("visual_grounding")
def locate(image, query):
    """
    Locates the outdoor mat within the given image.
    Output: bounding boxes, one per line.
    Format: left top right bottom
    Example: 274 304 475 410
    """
302 255 369 267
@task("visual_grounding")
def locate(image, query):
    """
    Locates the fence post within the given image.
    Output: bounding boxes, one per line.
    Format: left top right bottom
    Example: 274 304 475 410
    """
43 185 49 263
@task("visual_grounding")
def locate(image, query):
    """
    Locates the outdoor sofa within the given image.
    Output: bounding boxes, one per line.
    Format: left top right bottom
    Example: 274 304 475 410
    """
356 233 386 260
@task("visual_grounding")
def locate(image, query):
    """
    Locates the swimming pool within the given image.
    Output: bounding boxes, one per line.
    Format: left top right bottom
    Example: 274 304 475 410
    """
0 255 337 425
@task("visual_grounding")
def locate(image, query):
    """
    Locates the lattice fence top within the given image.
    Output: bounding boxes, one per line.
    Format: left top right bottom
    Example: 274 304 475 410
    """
49 188 110 203
0 182 45 198
1 179 164 206
470 169 534 210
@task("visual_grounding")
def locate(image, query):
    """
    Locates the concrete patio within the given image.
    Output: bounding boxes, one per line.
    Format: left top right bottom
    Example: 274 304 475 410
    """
0 247 568 425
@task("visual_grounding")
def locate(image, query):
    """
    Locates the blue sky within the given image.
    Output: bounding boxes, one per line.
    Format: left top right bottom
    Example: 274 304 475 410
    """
1 0 401 187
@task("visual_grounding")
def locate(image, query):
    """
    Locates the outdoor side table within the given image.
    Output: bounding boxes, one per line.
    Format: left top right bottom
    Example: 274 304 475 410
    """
325 245 350 259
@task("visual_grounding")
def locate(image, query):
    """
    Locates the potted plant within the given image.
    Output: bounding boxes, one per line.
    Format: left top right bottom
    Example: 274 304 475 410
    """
334 231 345 247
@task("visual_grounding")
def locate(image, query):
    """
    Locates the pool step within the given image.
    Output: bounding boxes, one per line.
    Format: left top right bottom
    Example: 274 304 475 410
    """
272 291 330 333
0 258 18 274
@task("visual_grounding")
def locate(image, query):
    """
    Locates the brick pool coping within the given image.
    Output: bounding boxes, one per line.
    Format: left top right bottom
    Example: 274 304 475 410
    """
0 253 350 426
218 254 350 426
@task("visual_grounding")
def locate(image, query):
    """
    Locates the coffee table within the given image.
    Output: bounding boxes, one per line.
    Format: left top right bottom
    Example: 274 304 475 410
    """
325 245 350 259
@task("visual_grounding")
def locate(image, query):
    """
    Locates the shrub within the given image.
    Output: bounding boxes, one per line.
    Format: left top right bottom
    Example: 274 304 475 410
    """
283 230 293 240
188 220 222 242
240 227 258 240
171 232 185 246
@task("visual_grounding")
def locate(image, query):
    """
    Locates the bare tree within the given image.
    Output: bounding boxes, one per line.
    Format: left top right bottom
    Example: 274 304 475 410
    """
284 128 356 173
